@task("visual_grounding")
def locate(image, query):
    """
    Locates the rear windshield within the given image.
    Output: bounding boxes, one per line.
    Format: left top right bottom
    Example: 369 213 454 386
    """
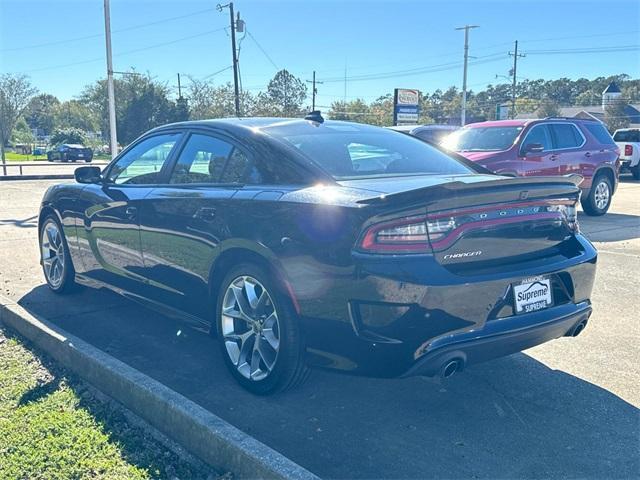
442 126 523 152
266 123 472 179
613 130 640 142
585 123 616 145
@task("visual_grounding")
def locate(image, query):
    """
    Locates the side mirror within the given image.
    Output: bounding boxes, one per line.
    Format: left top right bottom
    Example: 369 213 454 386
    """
74 166 102 184
523 143 544 154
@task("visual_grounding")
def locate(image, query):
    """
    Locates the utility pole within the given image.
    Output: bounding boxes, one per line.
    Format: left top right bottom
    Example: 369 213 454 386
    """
103 0 118 159
177 73 182 99
455 24 478 126
508 40 525 119
218 3 241 117
306 71 323 111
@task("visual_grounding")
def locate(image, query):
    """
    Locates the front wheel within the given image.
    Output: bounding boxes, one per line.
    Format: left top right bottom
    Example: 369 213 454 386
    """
39 215 76 293
216 264 309 394
581 174 612 216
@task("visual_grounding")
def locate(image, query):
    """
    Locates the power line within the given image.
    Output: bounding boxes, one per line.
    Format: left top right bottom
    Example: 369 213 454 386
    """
0 7 217 52
526 45 639 55
17 28 227 74
246 30 279 70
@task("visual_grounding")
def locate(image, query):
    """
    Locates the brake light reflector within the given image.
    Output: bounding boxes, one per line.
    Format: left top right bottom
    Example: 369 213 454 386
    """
625 144 633 156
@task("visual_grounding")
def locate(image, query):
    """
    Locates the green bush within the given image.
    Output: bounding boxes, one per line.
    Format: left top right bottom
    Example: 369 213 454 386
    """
50 127 87 146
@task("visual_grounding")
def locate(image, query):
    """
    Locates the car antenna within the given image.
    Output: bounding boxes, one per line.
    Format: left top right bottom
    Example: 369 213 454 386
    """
304 110 324 124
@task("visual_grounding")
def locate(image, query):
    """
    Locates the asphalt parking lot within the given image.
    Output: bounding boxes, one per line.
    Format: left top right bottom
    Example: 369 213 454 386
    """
0 178 638 479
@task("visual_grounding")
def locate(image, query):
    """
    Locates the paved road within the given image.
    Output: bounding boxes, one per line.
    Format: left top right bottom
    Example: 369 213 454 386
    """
1 178 638 479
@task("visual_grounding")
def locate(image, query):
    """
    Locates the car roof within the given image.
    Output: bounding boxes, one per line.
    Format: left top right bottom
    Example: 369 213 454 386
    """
464 119 531 128
151 117 393 138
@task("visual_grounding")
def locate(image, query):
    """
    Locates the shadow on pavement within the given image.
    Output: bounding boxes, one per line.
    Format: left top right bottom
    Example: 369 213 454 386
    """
579 212 640 243
17 285 640 479
0 215 38 228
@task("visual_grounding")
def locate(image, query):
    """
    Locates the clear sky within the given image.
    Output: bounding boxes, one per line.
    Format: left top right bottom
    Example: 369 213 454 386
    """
1 0 638 108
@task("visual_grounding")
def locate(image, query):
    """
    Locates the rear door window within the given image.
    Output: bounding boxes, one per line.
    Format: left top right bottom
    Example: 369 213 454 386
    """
550 124 583 149
170 133 257 184
585 123 616 145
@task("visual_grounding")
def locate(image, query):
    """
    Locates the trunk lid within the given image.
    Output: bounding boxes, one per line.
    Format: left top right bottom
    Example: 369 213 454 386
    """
350 174 582 268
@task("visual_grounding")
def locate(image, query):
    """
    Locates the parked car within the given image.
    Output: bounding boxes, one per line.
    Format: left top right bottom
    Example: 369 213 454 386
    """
39 118 597 394
613 128 640 180
387 124 459 144
47 144 93 162
442 118 620 215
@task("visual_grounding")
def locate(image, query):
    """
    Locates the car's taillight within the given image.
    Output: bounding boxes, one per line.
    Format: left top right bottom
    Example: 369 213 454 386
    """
359 215 457 253
548 203 579 232
625 144 633 156
360 216 428 253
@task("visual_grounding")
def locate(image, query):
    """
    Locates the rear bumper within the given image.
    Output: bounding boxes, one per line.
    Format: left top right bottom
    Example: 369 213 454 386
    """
298 234 598 378
401 301 591 377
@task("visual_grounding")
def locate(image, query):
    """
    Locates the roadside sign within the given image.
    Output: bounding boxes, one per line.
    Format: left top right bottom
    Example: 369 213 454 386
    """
393 88 421 126
496 104 510 120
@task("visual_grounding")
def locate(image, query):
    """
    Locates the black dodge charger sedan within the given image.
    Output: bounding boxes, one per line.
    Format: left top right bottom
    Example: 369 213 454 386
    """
38 117 597 394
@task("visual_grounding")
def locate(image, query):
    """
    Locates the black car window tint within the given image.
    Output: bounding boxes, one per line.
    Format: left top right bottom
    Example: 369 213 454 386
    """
108 134 180 184
551 124 581 149
523 125 552 151
220 147 258 184
585 123 616 145
170 134 235 184
613 130 639 142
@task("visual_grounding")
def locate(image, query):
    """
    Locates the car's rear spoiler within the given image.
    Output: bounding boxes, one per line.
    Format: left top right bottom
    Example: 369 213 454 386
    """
356 174 583 206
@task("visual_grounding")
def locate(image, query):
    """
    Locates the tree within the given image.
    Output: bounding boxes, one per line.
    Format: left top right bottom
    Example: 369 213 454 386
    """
265 70 307 116
0 74 38 163
25 93 60 136
79 72 185 145
55 100 98 132
534 98 560 118
604 98 630 133
50 128 87 146
11 117 35 144
328 99 372 123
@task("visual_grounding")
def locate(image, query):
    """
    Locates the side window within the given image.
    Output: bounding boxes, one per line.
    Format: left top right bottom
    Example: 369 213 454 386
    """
170 133 259 185
585 123 616 145
107 134 180 185
550 124 583 149
522 125 552 152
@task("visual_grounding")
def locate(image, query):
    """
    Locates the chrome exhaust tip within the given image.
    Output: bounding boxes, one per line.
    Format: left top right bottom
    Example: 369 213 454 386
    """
440 359 463 379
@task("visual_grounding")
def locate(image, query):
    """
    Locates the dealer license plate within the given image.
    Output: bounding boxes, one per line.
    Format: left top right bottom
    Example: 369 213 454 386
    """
513 277 553 314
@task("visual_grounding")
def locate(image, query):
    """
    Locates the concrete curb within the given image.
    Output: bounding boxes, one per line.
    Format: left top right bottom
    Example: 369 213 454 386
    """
0 297 319 480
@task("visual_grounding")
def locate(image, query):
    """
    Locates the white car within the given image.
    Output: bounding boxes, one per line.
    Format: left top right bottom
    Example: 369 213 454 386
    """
613 128 640 179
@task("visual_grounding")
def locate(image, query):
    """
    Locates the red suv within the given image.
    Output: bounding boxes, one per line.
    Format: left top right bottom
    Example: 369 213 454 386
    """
443 118 620 215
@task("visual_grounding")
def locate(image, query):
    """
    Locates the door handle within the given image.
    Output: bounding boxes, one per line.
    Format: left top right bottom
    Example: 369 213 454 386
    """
193 207 216 222
550 154 559 161
584 152 591 157
125 206 137 219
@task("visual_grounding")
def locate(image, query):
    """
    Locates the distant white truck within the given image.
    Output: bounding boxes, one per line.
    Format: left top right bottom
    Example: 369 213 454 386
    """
613 128 640 180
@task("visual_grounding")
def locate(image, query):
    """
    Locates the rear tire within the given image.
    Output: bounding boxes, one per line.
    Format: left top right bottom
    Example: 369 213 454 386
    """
631 165 640 180
216 263 309 395
39 214 77 293
581 173 612 216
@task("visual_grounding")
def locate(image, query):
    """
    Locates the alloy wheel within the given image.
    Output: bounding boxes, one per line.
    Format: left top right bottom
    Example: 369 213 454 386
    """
41 220 65 288
221 275 281 381
594 180 610 210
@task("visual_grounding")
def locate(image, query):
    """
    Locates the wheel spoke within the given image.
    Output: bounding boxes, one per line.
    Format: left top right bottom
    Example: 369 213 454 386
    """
256 334 277 370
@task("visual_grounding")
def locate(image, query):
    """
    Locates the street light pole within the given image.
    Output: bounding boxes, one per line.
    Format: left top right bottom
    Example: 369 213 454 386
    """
455 24 478 126
103 0 118 159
